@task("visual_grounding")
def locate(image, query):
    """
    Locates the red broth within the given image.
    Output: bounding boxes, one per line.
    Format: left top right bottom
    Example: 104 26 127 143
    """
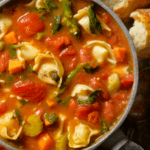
0 0 133 150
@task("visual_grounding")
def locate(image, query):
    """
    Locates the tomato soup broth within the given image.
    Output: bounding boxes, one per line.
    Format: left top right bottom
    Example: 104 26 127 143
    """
0 0 133 150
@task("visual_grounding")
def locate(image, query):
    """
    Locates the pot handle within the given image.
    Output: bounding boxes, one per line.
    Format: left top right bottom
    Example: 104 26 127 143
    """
101 129 144 150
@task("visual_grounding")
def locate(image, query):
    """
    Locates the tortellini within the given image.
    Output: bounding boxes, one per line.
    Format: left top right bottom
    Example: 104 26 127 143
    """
0 15 12 40
36 0 45 8
74 6 111 36
68 119 99 148
25 0 36 7
71 84 94 102
17 42 40 61
0 112 23 140
84 40 117 65
33 51 64 87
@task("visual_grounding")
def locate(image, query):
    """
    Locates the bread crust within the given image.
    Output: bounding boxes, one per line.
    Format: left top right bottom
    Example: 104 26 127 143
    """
130 9 150 58
102 0 150 21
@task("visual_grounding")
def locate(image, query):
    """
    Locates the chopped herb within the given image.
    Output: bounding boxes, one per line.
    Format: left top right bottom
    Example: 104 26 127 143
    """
77 89 101 104
35 31 46 40
0 41 5 51
88 4 102 34
62 0 81 39
28 64 33 74
22 72 28 81
40 15 46 20
83 63 101 74
6 74 14 85
51 14 62 34
60 97 71 107
55 97 62 103
101 119 108 134
44 113 59 125
19 100 28 106
50 70 60 83
34 0 58 14
14 109 22 125
8 44 23 58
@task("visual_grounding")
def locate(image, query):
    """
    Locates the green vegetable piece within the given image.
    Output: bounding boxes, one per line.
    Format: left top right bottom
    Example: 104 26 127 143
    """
49 70 60 83
62 1 81 39
101 120 108 134
88 4 102 34
22 72 28 81
83 63 101 74
77 89 101 104
56 133 68 150
107 73 121 94
35 31 46 40
44 113 59 125
8 44 23 58
24 115 43 137
14 109 22 125
19 100 28 106
0 41 5 51
51 14 62 34
28 64 33 74
64 63 84 86
57 96 71 107
40 15 46 20
6 74 14 85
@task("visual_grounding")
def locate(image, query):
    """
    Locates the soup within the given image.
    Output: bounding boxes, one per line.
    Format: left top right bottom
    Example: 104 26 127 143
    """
0 0 134 149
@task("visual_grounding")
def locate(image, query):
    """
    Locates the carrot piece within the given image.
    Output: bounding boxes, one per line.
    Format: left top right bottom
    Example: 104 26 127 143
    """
38 133 54 150
44 119 52 126
4 31 18 45
113 47 126 62
46 99 57 108
9 59 23 74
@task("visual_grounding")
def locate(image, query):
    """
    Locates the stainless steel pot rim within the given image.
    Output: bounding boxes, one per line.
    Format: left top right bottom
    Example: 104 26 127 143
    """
0 0 139 150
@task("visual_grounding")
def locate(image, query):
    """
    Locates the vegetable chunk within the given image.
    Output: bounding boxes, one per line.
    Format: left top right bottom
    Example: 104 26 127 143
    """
4 31 18 45
9 59 23 74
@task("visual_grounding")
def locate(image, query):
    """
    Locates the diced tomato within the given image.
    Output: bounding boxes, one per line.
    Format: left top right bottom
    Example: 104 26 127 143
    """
46 36 71 50
102 13 110 24
108 34 118 47
88 111 100 124
90 77 110 99
79 48 92 63
112 91 127 100
92 101 101 110
35 108 44 119
0 101 7 114
69 99 78 113
0 51 11 72
101 71 111 80
17 12 44 37
121 73 134 88
59 46 76 58
69 57 77 71
13 81 47 102
103 101 115 123
75 105 92 120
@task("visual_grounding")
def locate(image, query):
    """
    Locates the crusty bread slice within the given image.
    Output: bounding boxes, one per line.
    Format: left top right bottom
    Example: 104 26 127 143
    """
129 9 150 58
101 0 150 21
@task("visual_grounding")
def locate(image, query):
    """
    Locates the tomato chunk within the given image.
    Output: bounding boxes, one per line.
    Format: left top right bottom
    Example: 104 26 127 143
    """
79 48 92 63
88 111 100 124
59 46 76 58
0 51 10 72
121 73 134 88
13 81 47 102
68 57 77 71
46 36 70 50
69 99 78 113
103 101 115 123
17 12 45 37
0 101 7 114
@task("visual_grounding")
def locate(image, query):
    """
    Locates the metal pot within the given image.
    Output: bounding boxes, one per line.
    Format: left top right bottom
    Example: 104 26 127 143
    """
0 0 139 149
